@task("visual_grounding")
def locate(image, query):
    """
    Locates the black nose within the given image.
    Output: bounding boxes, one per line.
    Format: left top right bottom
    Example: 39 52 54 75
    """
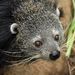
49 50 60 60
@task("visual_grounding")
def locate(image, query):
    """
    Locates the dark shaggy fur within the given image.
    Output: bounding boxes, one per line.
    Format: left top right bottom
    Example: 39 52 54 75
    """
0 0 15 49
0 0 16 66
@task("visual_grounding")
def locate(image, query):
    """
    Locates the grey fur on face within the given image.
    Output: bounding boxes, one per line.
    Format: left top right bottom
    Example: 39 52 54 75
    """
2 0 64 64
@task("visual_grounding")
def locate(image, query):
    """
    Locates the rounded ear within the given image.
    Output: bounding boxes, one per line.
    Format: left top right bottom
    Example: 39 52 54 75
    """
10 23 18 34
56 8 60 17
56 7 64 18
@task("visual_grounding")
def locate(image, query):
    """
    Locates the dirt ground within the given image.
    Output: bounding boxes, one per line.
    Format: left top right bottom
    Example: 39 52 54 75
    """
0 0 75 75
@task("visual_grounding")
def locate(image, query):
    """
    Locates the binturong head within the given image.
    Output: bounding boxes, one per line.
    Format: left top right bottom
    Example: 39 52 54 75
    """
2 0 64 65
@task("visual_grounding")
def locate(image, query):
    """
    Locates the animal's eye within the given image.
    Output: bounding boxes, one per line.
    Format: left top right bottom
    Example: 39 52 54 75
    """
54 34 59 41
10 23 18 34
34 40 43 47
52 29 60 41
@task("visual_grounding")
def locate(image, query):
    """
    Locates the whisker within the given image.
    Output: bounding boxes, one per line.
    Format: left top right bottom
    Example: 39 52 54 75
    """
6 54 41 66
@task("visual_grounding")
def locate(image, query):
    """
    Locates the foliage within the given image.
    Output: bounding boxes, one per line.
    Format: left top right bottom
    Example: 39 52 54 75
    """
66 0 75 57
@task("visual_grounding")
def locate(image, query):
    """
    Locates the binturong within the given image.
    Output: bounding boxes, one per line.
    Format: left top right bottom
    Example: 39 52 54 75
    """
0 0 64 65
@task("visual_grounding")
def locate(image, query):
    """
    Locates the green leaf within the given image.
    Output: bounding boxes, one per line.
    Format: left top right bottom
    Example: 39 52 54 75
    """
66 0 75 58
